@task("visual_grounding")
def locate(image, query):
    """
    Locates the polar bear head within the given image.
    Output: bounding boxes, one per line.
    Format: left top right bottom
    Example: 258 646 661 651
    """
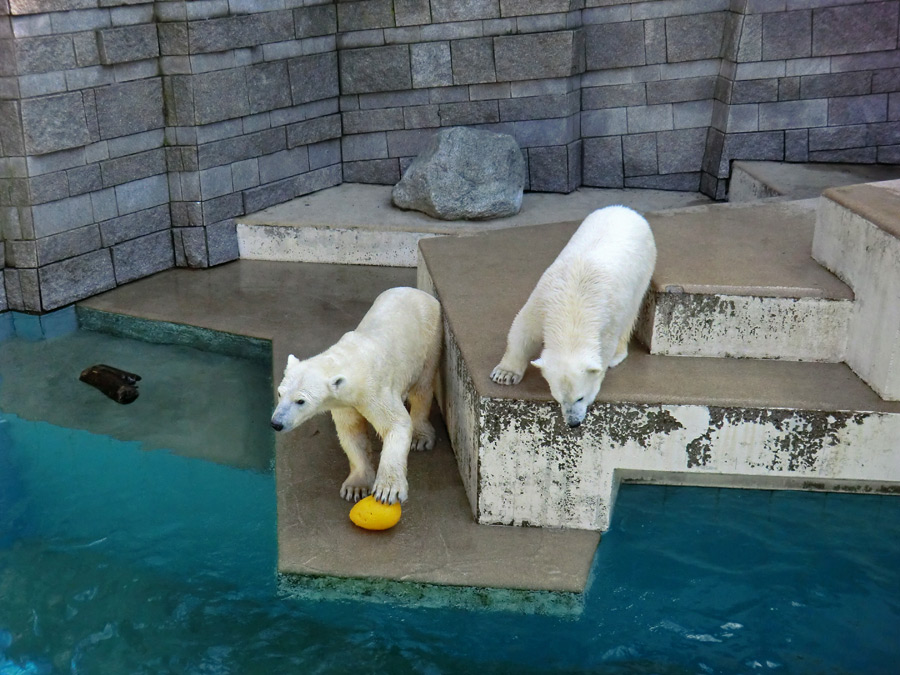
270 354 344 432
531 350 603 428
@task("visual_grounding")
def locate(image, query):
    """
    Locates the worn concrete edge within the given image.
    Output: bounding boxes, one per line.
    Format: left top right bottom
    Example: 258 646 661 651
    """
75 306 272 364
276 572 585 617
822 182 900 240
618 469 900 495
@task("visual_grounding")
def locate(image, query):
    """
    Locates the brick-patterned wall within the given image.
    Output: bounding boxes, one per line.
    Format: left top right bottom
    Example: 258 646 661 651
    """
0 0 898 314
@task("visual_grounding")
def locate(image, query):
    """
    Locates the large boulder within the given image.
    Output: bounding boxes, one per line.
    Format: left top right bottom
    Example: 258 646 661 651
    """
391 127 526 220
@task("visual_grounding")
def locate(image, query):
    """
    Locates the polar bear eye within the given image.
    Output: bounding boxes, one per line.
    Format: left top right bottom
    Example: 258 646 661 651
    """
575 397 584 403
295 398 306 406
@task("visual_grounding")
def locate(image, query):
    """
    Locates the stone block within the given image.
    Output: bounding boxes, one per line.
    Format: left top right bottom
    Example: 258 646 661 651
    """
674 99 713 129
469 82 511 101
395 0 431 27
206 219 239 267
499 94 573 122
808 147 877 163
646 76 716 105
878 145 900 163
665 12 726 63
39 249 115 311
582 83 646 110
201 193 242 227
258 147 310 184
800 72 871 100
581 108 627 137
337 0 394 32
32 193 94 238
808 125 867 152
873 68 900 95
828 95 887 126
336 28 385 50
196 129 281 170
308 138 341 170
100 148 166 188
67 164 102 196
27 172 68 204
95 78 164 139
582 136 623 187
97 24 158 64
114 174 169 216
341 131 388 161
290 52 340 104
192 68 249 125
99 203 170 247
731 79 778 105
736 13 762 62
343 158 400 184
411 41 453 88
35 224 100 266
813 3 899 56
230 158 260 191
295 4 336 38
438 100 499 126
158 22 188 56
785 128 809 162
625 172 700 191
15 34 76 75
7 240 37 268
528 145 569 193
404 104 441 128
719 130 784 176
0 101 25 156
20 92 91 155
758 98 827 131
431 0 498 23
623 132 656 176
761 9 810 60
247 61 292 115
501 0 574 16
657 127 707 174
585 21 645 70
494 31 581 81
111 229 174 284
386 128 434 157
359 88 429 110
199 165 233 200
450 37 495 85
173 227 208 268
868 121 900 147
339 45 411 95
286 114 342 148
627 104 673 133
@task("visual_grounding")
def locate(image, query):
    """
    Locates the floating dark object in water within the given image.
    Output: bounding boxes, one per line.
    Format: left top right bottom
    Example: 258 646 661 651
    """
79 364 141 404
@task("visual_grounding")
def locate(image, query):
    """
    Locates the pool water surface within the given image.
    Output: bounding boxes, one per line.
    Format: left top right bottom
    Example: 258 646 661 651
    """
1 328 899 674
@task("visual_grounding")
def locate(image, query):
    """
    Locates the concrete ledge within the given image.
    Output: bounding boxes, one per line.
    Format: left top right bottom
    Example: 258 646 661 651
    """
729 161 900 203
813 180 900 400
419 219 900 531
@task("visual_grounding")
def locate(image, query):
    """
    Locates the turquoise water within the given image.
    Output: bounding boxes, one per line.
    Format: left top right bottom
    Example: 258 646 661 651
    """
1 329 899 674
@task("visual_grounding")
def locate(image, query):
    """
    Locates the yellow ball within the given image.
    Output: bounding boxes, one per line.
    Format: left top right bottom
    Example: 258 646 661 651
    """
349 495 402 530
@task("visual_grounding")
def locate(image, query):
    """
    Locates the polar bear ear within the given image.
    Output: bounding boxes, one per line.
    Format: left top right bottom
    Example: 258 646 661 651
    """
329 375 346 393
530 357 544 370
586 360 603 375
287 354 300 368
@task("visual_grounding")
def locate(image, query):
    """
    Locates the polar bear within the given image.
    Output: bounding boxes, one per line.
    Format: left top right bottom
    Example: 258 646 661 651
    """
270 287 441 504
490 205 656 428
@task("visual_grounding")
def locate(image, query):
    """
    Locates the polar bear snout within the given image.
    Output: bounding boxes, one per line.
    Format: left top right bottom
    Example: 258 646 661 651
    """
270 418 284 431
567 418 582 429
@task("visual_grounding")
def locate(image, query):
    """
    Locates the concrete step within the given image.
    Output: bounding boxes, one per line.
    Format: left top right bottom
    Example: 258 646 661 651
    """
640 199 852 362
728 160 900 202
236 183 709 267
417 217 900 532
813 179 900 401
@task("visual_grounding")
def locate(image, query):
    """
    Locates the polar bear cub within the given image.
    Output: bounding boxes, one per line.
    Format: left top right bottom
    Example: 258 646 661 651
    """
270 287 441 504
491 205 656 428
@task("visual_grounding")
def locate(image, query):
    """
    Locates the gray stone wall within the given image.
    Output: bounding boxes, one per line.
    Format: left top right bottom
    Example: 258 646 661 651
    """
1 0 898 314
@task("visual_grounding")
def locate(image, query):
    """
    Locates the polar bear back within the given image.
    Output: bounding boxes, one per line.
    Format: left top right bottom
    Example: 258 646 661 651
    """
343 287 441 390
537 205 656 350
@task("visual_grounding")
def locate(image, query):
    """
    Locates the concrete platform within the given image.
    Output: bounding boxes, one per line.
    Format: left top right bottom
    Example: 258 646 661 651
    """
729 161 900 202
236 183 710 266
79 260 600 609
418 214 900 531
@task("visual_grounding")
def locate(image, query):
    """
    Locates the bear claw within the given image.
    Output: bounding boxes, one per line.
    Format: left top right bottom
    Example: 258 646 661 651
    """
490 367 522 386
340 484 371 502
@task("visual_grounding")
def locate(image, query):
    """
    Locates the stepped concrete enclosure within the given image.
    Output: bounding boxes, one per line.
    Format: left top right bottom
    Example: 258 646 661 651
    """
2 0 899 314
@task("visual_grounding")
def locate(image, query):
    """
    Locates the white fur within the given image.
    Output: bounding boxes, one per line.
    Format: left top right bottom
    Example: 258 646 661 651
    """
271 287 441 504
490 205 656 427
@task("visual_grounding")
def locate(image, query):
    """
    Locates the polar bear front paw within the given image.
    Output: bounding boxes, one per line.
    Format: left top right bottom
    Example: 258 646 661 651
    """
372 475 408 505
340 475 373 503
410 424 435 452
490 365 523 386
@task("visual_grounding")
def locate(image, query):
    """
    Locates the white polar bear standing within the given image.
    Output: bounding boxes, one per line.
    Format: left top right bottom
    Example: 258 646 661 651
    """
491 205 656 428
270 287 441 504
